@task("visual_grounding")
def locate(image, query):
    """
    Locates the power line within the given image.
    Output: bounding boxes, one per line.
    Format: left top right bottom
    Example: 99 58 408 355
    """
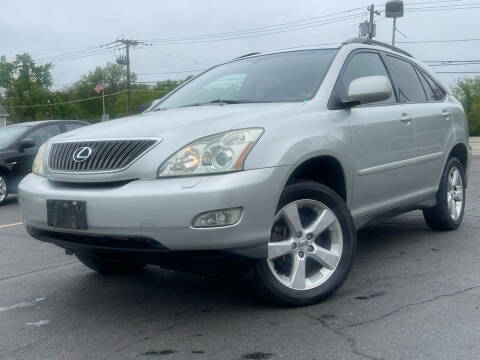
142 13 365 46
143 7 365 43
141 46 209 66
407 0 480 9
4 90 128 108
398 38 480 44
435 71 480 73
407 5 480 12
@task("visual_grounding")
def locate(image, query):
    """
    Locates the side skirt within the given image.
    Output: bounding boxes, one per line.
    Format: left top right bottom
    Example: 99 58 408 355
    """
354 194 437 230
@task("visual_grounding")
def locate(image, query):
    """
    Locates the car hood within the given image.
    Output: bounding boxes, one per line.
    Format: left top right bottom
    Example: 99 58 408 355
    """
54 102 305 142
45 102 307 182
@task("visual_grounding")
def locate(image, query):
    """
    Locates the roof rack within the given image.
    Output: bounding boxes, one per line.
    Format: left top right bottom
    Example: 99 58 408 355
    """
342 38 413 58
234 52 261 60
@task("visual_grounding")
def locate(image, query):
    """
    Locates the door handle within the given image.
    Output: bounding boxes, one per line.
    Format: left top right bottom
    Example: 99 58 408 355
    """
400 114 413 125
442 110 451 120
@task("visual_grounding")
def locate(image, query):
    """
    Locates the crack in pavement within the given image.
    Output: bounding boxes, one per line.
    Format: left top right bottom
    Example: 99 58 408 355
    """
0 261 77 283
338 284 480 331
302 312 384 360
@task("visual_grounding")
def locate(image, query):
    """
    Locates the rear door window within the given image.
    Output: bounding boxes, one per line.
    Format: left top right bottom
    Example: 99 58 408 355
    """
386 55 427 103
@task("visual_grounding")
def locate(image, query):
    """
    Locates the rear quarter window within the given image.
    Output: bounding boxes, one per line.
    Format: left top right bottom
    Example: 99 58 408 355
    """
386 55 427 103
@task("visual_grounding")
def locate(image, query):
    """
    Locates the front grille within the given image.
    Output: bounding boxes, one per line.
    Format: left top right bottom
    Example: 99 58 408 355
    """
48 139 157 172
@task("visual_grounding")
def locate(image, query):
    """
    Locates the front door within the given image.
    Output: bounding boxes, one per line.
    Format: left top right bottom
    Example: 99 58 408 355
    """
330 51 416 219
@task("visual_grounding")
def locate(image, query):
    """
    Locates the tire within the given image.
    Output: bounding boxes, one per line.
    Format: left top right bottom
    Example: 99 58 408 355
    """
255 181 356 306
76 254 146 275
0 173 8 206
423 157 466 231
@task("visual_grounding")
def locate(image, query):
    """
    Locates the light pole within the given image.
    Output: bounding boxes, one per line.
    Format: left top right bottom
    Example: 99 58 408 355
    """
385 1 404 46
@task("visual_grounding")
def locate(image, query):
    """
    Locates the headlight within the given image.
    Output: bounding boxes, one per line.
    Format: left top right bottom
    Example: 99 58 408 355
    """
158 128 264 177
32 143 47 176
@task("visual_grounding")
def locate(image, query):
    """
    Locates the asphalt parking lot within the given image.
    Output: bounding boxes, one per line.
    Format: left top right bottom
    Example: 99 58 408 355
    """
0 158 479 360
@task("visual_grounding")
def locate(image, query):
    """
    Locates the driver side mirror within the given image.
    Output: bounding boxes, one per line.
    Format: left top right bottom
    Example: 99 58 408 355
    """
343 76 393 108
17 139 36 152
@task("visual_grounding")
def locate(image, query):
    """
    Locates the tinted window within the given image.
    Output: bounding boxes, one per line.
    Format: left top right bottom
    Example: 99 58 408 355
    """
0 126 27 149
417 70 437 101
64 123 85 132
337 52 395 105
25 125 60 147
156 49 338 109
423 72 445 101
386 56 426 102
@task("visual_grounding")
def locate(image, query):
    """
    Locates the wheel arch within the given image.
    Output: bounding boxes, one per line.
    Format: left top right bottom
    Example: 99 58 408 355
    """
448 142 469 186
0 165 9 177
284 155 348 204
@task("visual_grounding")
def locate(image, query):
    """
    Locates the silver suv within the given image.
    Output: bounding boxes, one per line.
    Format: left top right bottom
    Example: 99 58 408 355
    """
19 38 471 306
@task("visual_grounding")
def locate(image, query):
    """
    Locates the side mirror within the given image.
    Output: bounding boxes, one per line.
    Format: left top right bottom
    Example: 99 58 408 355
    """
18 139 36 151
344 76 393 107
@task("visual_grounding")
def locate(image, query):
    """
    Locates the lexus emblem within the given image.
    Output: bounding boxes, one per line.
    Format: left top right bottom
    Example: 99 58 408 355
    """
73 147 93 163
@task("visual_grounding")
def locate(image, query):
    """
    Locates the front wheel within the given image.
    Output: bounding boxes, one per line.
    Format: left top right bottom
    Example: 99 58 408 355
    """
255 182 356 306
76 254 146 275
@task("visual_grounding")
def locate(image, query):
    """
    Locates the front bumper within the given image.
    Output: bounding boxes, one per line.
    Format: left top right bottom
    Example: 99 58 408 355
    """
19 167 289 258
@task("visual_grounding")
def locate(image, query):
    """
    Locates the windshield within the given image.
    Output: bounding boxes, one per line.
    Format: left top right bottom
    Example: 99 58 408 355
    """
156 49 338 109
0 126 27 150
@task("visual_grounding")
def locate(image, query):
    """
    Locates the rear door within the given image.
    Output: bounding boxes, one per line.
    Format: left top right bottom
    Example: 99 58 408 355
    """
385 55 449 195
330 50 417 219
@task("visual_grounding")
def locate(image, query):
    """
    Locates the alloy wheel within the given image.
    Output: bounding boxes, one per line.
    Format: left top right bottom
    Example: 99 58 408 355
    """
0 176 6 203
447 167 464 221
267 199 343 291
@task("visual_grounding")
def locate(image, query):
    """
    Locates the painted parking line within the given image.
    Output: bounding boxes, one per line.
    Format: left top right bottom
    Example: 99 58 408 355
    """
0 222 23 229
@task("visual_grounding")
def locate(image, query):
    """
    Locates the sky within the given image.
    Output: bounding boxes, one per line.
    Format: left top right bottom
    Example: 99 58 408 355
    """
1 0 479 90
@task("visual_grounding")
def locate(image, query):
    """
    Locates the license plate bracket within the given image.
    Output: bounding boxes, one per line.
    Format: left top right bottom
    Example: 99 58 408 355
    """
47 200 88 230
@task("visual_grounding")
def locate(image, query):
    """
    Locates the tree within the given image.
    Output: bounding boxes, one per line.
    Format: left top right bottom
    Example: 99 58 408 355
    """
452 77 480 136
0 54 53 123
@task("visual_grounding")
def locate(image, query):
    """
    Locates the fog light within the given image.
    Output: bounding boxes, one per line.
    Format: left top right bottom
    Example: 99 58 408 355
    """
192 207 243 228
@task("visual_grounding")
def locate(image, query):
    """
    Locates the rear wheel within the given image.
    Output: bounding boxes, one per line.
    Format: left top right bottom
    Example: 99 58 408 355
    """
0 174 8 206
423 157 466 231
255 182 356 306
76 254 146 275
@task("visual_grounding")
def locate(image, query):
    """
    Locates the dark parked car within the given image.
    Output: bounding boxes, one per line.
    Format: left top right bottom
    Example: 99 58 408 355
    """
0 120 88 205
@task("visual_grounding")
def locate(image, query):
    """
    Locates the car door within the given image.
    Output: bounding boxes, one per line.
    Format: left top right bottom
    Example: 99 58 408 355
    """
414 69 453 191
330 50 417 219
9 124 61 182
384 55 450 195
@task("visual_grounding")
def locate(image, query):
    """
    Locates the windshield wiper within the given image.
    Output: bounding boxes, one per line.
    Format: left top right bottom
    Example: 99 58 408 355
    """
206 99 240 104
157 99 270 110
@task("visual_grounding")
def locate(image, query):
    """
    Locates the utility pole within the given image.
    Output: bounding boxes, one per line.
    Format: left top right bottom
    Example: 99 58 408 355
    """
368 4 375 39
392 17 397 46
110 39 149 115
125 42 131 115
360 5 381 39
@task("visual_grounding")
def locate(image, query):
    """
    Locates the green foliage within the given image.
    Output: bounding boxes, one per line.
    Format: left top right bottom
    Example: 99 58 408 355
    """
0 53 53 123
0 54 189 124
452 77 480 136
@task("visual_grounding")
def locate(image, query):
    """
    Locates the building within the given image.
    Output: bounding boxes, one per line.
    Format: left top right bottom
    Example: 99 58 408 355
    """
0 104 8 127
